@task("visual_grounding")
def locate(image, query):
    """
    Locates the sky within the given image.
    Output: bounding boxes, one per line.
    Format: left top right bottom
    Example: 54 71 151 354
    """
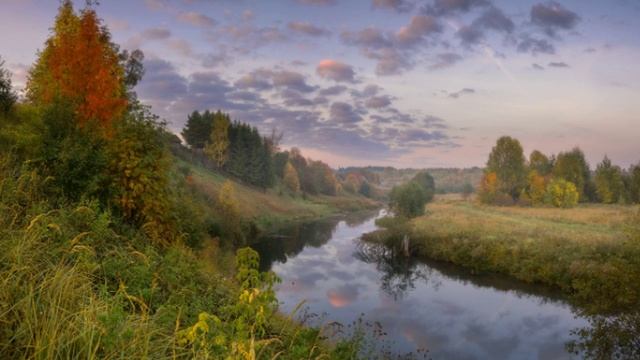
1 0 639 168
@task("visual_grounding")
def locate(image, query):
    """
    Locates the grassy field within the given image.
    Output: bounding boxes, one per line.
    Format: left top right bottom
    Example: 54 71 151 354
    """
376 195 640 312
184 159 380 231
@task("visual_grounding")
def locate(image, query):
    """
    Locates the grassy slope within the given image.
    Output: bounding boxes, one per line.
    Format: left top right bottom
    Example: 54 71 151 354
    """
183 159 380 231
405 195 640 311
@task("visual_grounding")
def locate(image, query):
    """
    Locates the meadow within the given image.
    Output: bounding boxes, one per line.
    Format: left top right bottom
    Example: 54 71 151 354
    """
369 195 640 312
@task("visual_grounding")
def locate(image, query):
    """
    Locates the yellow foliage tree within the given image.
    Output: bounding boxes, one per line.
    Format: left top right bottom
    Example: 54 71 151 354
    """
478 172 498 204
545 178 579 208
204 114 230 168
218 180 243 243
527 170 547 205
282 162 300 193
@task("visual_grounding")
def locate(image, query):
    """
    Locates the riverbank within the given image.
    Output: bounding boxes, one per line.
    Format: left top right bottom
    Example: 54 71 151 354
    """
364 195 640 312
183 159 381 232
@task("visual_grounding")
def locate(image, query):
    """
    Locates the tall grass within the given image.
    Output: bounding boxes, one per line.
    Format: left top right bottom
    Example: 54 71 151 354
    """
368 196 640 313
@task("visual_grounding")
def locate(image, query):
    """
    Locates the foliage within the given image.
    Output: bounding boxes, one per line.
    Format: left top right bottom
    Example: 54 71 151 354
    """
0 56 17 115
461 182 474 199
553 147 593 201
529 150 552 176
37 100 110 202
359 181 372 198
217 180 244 245
410 171 435 203
182 110 214 149
389 181 428 218
282 161 300 193
545 178 579 208
26 2 127 130
391 198 640 313
525 170 547 205
594 156 624 204
204 111 231 168
486 136 527 200
177 247 279 359
477 171 499 204
625 164 640 204
225 120 274 189
107 105 175 244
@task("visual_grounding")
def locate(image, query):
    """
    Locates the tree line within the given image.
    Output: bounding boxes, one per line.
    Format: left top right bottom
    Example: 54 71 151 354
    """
180 110 380 199
479 136 640 208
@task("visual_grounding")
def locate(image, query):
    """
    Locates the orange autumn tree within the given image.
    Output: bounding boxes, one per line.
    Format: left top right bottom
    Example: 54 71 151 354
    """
27 0 126 130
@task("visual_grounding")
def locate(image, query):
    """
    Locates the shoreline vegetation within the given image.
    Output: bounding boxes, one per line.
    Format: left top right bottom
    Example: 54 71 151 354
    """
363 195 640 312
0 1 382 358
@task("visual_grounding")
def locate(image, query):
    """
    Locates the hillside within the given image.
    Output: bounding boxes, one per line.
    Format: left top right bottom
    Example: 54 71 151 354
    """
180 158 380 232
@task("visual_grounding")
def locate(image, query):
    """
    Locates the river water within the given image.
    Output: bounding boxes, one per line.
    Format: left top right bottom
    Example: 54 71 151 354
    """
251 210 590 359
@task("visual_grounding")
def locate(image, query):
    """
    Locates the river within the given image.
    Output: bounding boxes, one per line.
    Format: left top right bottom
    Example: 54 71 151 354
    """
251 210 590 359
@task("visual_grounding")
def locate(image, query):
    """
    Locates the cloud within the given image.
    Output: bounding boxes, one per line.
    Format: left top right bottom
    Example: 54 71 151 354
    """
532 63 545 70
287 21 331 37
234 68 317 93
137 58 188 102
531 1 580 36
474 6 514 34
341 15 442 76
329 102 364 127
395 15 442 47
548 61 569 68
296 0 336 5
141 27 171 40
372 0 414 13
517 34 555 55
449 88 475 98
177 11 216 28
429 52 463 70
365 95 392 108
318 85 348 96
215 25 288 49
316 59 356 83
341 27 391 49
135 59 455 161
280 89 315 107
425 0 489 16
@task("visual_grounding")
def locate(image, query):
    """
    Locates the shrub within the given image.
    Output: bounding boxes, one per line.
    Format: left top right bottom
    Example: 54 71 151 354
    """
545 178 579 208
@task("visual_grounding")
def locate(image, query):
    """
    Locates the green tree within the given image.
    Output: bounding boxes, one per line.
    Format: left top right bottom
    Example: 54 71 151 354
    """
594 156 624 204
0 56 17 115
359 181 372 197
204 112 230 167
282 162 300 193
545 178 579 208
486 136 527 200
389 182 428 218
272 151 289 178
461 182 474 199
181 110 213 149
553 147 592 201
529 150 552 176
411 171 435 203
625 164 640 204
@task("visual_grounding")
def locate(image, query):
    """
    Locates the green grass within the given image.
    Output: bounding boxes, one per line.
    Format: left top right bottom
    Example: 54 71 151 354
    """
371 195 640 312
183 159 380 232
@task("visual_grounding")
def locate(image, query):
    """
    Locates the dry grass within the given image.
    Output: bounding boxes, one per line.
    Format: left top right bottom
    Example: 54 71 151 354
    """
415 198 636 246
185 160 379 229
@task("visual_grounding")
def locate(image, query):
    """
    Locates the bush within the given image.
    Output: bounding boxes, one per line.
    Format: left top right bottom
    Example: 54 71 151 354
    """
545 178 579 208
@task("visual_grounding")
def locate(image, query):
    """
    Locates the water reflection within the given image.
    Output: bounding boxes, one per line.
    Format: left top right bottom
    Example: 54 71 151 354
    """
251 210 631 359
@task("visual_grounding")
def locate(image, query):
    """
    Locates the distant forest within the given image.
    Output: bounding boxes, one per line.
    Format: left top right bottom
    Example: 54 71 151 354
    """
338 166 483 194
